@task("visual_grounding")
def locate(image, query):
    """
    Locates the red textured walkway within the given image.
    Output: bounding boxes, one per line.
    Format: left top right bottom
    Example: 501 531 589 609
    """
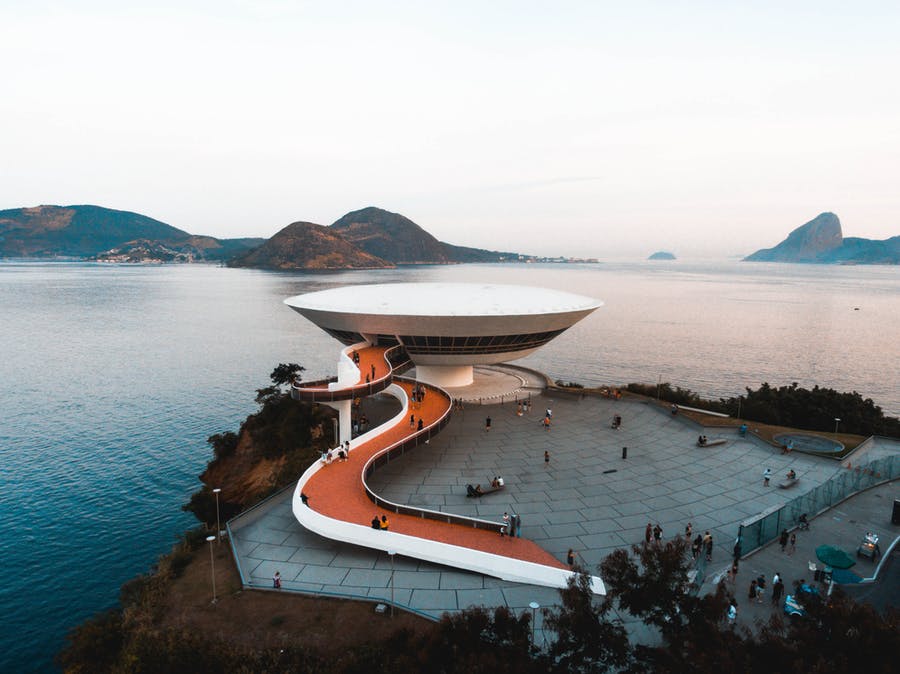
302 347 566 570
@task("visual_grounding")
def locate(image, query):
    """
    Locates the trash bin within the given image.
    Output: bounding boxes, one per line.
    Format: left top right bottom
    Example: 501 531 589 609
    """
892 499 900 525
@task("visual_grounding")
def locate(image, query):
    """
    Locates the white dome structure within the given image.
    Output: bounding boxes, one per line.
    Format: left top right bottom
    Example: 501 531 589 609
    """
285 282 601 387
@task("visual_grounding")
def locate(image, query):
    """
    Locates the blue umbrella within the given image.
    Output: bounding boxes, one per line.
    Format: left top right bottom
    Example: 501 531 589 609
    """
816 544 856 570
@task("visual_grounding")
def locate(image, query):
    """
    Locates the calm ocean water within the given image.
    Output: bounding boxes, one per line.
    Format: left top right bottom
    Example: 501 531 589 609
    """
1 260 897 671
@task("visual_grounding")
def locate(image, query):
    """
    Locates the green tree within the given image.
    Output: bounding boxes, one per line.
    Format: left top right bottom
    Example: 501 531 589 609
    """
599 538 741 672
414 606 541 674
543 565 631 673
55 608 125 674
270 362 305 387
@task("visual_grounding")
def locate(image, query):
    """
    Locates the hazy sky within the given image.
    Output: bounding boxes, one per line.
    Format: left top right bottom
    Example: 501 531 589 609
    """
2 1 899 257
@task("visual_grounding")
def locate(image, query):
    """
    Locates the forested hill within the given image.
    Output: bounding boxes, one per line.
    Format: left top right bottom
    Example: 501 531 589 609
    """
0 204 263 261
330 206 526 263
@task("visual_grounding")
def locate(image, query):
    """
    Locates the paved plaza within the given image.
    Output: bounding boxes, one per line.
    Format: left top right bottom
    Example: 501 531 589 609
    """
228 381 899 642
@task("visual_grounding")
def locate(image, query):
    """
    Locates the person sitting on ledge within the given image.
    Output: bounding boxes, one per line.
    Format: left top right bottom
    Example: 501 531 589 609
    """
380 515 390 531
738 423 748 436
466 484 477 497
698 435 706 446
371 515 381 529
671 403 679 415
474 484 483 496
786 469 797 480
491 477 500 488
300 492 309 505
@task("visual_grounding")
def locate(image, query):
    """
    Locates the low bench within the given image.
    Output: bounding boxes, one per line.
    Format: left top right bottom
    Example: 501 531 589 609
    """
466 483 505 498
778 478 800 489
697 439 727 447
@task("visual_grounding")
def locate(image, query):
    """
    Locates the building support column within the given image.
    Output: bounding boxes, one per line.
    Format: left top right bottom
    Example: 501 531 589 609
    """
323 399 352 445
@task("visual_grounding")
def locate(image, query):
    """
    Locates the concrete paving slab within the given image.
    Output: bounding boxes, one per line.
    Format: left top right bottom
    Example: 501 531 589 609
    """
409 588 460 611
457 588 507 609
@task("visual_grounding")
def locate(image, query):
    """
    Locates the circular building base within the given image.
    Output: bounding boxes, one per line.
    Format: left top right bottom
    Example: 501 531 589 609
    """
432 365 546 404
415 364 474 387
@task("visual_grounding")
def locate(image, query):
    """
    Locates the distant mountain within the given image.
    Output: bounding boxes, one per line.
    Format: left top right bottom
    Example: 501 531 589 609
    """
745 213 899 264
648 251 676 260
0 204 263 261
228 221 394 270
330 206 524 263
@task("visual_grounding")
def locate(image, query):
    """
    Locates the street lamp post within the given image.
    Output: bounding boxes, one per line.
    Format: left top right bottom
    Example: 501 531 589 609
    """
213 488 222 543
206 535 217 604
834 418 841 434
388 550 396 617
529 601 540 645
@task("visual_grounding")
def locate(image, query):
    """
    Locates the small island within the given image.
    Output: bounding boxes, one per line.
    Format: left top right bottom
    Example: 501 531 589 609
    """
648 251 676 260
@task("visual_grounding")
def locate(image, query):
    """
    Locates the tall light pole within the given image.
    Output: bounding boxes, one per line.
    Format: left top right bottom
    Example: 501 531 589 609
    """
206 535 217 604
529 601 540 645
388 550 396 617
834 418 841 434
213 488 222 543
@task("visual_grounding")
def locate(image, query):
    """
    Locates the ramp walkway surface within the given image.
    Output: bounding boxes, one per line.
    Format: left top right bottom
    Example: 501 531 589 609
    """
289 345 587 592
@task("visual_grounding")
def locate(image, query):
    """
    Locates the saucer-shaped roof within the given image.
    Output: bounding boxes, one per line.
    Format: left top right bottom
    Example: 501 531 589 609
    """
285 282 602 366
285 282 601 317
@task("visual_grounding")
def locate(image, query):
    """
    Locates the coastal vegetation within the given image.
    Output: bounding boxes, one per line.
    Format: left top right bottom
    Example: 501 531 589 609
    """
59 532 898 673
183 363 334 526
624 381 900 439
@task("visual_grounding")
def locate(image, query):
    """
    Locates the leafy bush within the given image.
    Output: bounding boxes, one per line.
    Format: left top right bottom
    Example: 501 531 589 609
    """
626 381 900 438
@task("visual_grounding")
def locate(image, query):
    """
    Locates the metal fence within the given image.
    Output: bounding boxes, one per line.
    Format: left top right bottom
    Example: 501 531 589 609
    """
737 454 900 554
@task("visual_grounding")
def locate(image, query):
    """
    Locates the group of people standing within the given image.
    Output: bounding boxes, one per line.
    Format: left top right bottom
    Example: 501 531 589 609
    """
500 511 522 537
778 528 797 555
691 531 715 562
410 384 426 406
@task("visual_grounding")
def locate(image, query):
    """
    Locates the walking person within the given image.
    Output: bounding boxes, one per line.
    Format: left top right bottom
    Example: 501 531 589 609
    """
779 529 789 553
705 533 714 562
748 579 757 602
544 450 550 467
410 413 415 429
727 599 738 625
653 523 663 544
514 513 522 538
772 575 784 607
645 522 653 544
485 416 491 432
692 534 702 560
788 532 797 555
763 468 771 486
567 549 575 567
273 571 282 589
685 522 693 540
501 512 510 537
729 560 739 584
